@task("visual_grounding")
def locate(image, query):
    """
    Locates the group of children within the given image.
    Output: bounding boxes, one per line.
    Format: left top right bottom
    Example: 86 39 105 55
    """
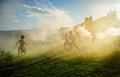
64 30 97 50
16 32 120 56
64 31 80 50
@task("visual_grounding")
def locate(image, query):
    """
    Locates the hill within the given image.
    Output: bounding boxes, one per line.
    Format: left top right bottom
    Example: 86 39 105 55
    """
0 49 120 77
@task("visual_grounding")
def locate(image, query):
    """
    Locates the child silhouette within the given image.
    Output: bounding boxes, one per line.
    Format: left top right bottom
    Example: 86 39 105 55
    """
16 35 27 56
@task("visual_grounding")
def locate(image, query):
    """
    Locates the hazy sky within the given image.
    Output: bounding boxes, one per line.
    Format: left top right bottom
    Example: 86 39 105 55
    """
0 0 120 30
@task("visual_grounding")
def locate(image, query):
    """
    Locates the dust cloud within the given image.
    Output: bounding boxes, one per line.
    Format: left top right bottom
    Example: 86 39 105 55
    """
0 11 120 58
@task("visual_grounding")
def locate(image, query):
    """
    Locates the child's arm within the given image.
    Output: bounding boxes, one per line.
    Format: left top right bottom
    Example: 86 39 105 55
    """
16 40 20 45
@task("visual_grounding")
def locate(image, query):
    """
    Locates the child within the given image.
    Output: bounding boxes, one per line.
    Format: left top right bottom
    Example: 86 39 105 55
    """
16 35 27 56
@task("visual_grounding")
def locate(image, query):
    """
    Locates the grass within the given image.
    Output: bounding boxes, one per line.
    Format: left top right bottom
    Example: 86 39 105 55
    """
0 49 120 77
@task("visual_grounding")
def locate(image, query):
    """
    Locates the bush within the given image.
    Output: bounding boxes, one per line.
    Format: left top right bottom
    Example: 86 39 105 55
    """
0 50 5 56
0 50 13 65
4 52 13 65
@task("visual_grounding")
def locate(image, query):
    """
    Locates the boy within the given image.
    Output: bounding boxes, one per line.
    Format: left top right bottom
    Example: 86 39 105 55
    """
16 35 27 56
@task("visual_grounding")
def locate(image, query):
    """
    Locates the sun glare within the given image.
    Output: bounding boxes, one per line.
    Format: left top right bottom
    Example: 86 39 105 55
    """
107 27 120 36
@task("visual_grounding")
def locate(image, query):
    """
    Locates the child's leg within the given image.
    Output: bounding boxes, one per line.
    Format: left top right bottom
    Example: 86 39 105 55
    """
18 47 21 56
64 41 67 49
21 47 26 55
24 47 26 55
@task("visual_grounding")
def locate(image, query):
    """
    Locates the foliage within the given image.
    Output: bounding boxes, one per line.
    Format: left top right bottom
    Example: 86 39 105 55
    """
0 50 13 65
0 51 120 77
